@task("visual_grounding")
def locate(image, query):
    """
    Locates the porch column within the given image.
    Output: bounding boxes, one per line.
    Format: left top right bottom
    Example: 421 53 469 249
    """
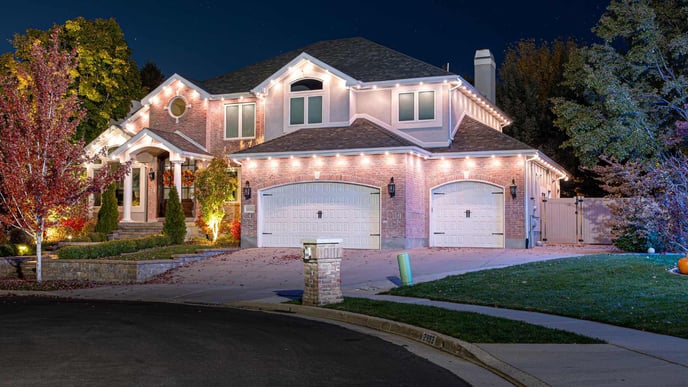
172 160 183 200
122 170 133 222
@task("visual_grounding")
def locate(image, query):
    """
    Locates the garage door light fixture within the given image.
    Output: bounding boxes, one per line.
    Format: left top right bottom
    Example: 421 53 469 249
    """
388 177 396 198
243 181 252 200
509 178 517 200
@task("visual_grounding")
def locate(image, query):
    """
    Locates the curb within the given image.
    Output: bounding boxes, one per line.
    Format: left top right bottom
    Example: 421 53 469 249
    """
226 301 549 387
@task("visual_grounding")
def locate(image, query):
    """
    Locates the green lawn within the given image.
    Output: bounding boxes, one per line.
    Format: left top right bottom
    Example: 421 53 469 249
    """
325 298 602 344
390 254 688 338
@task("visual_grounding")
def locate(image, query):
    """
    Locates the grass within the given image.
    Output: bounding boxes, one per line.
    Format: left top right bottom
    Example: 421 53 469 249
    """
390 254 688 338
324 298 603 344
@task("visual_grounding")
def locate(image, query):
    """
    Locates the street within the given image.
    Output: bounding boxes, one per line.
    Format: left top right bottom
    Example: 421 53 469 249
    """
0 297 466 386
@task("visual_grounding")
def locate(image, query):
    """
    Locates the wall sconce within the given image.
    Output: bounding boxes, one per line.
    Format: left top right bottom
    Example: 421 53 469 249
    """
243 181 252 200
509 178 517 200
388 177 396 198
148 170 155 181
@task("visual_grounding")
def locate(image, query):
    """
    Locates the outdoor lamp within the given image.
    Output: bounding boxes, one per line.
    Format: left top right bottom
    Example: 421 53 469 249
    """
388 177 396 198
509 178 517 200
148 170 156 181
243 181 252 200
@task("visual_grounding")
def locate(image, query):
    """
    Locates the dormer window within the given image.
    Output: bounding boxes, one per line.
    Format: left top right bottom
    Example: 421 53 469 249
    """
398 91 435 121
289 78 323 125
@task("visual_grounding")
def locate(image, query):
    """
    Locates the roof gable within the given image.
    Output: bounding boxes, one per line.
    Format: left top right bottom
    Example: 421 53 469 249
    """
110 128 212 161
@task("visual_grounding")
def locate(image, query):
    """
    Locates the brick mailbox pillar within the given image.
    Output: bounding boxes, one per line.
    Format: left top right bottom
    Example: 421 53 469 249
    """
301 238 344 306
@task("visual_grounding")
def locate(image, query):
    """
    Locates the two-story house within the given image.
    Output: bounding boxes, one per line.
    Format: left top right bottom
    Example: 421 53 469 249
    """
86 37 567 249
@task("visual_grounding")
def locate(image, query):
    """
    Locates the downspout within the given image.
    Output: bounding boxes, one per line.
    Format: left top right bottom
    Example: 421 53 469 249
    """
524 154 538 248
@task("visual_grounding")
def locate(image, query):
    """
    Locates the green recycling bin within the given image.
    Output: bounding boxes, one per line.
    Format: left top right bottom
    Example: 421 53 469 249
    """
396 253 413 286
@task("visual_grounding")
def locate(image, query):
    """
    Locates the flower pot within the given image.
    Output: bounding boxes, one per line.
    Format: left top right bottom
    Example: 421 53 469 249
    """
678 257 688 274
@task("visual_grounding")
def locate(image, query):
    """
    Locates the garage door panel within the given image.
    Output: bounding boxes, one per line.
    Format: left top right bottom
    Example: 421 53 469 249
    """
430 181 504 248
260 182 380 249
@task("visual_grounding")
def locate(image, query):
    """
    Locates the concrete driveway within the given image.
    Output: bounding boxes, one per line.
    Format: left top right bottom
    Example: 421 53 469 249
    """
54 245 615 304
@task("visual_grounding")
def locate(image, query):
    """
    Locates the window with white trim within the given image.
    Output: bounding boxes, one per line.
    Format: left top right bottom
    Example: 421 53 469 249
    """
225 103 256 139
398 90 435 121
289 79 323 125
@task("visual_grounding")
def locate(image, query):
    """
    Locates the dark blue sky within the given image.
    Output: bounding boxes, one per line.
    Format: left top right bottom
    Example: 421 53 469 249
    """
1 0 609 82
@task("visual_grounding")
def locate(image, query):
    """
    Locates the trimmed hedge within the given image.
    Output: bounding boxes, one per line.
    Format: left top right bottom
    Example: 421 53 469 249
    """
57 235 171 260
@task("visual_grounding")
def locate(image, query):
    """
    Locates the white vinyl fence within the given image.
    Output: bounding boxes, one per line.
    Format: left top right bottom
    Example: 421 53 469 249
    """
540 197 615 245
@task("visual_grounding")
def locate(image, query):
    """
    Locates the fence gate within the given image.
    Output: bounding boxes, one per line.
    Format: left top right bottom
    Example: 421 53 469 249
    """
541 197 613 245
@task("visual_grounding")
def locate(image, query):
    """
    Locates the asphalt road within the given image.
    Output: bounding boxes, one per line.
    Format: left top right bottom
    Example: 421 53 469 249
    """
0 297 467 386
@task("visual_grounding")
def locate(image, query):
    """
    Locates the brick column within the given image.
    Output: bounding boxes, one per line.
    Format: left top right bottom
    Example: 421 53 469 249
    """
302 238 343 306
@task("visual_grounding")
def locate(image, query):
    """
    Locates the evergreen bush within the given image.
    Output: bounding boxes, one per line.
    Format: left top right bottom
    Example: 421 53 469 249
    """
163 186 186 244
95 183 119 235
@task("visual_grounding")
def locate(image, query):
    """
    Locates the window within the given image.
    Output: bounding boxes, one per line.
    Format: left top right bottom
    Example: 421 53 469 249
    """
225 103 256 139
289 78 323 125
398 90 435 121
168 97 187 118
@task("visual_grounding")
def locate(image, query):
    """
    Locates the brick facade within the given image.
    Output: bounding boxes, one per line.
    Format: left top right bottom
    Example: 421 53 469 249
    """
240 153 528 249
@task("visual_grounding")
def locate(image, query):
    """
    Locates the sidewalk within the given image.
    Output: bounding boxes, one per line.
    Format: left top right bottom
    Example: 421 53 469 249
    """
25 246 688 385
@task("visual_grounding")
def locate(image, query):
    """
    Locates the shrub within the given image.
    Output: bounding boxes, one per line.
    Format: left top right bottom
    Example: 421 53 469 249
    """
163 186 186 244
215 235 238 247
0 244 18 257
87 232 108 242
57 235 172 260
229 220 241 242
95 183 119 235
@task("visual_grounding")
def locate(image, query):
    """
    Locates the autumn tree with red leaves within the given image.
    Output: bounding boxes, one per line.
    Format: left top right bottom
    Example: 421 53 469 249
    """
0 30 128 281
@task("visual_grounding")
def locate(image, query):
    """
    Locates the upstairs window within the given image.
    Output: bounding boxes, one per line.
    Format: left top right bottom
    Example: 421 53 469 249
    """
398 90 435 121
289 78 323 125
225 103 256 139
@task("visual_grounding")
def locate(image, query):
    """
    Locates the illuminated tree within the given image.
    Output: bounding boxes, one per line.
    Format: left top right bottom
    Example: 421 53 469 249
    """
0 30 127 281
4 17 143 143
194 159 237 242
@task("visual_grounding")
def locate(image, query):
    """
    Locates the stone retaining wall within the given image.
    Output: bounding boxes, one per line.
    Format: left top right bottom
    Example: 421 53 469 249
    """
43 249 233 283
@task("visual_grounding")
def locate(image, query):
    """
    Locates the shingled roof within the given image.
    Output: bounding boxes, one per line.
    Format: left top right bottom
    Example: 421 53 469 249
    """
146 128 211 156
233 119 417 155
201 37 452 94
430 116 533 153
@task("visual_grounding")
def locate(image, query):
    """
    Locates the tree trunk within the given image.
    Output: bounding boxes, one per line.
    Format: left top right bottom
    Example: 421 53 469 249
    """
36 229 43 282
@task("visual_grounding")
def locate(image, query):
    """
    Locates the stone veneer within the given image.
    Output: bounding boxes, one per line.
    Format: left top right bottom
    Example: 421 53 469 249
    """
301 239 343 306
42 250 230 283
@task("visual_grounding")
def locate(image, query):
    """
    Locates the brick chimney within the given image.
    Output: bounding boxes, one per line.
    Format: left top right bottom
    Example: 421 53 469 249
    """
474 49 496 104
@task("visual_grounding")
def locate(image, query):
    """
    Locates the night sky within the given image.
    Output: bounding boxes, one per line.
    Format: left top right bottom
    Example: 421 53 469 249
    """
1 0 610 82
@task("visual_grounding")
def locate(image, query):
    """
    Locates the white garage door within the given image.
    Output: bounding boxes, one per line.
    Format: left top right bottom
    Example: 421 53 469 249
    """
259 182 380 249
430 181 504 248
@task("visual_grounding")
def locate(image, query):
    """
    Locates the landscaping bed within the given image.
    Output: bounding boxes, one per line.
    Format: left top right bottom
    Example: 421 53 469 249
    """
44 248 232 283
389 254 688 338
